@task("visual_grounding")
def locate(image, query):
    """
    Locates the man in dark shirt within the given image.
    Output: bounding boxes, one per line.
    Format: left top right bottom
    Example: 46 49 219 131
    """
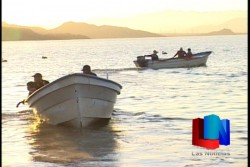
16 81 37 108
145 50 159 61
26 81 37 95
173 47 187 58
81 65 97 76
32 73 49 89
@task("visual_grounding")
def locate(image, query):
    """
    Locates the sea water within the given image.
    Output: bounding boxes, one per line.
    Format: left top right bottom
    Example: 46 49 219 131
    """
2 35 247 167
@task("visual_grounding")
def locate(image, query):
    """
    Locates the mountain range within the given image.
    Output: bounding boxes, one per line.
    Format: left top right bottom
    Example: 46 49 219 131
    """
2 21 245 41
88 11 247 34
2 26 90 41
2 22 162 41
162 28 242 37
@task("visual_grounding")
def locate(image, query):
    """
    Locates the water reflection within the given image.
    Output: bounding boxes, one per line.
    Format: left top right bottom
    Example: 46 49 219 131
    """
23 110 118 165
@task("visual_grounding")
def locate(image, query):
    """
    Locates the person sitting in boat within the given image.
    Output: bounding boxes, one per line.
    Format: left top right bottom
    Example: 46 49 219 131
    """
26 81 37 95
145 50 159 61
16 81 37 108
186 48 193 60
32 73 49 90
81 65 97 76
173 47 187 58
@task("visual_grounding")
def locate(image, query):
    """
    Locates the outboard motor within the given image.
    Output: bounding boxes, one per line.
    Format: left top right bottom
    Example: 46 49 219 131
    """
136 56 148 67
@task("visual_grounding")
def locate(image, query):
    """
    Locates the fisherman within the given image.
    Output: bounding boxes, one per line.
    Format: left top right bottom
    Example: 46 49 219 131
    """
16 81 37 108
26 81 37 95
81 65 97 76
173 47 187 58
186 48 193 60
145 50 159 61
32 73 49 89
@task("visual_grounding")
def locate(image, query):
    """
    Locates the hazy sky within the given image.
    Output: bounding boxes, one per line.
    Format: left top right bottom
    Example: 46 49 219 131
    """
2 0 247 29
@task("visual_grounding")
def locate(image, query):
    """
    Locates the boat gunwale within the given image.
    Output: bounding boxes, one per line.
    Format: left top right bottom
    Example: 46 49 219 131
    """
26 73 122 101
149 51 212 63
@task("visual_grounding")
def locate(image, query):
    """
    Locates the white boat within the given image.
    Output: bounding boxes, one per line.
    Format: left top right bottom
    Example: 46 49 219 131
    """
134 51 212 69
26 73 122 128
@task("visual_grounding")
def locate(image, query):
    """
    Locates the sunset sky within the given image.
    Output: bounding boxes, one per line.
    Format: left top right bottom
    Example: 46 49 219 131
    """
2 0 247 33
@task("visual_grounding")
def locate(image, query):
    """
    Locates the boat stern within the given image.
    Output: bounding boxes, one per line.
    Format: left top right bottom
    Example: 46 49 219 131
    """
134 56 149 68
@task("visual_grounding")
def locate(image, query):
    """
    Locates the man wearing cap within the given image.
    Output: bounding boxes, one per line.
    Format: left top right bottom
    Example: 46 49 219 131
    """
33 73 49 89
81 65 97 76
145 50 159 61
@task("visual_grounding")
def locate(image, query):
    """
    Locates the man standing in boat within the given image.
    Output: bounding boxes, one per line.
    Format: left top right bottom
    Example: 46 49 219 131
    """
81 65 97 76
33 73 49 89
173 47 187 58
145 50 159 61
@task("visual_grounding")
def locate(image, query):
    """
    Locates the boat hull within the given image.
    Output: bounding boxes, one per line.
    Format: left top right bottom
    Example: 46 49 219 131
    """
134 51 212 69
26 73 122 128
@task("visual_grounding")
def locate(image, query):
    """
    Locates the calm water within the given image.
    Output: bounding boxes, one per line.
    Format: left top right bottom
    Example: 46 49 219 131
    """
2 35 247 167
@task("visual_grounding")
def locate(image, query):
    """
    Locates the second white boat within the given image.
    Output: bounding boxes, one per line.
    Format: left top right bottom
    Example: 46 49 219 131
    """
134 51 212 69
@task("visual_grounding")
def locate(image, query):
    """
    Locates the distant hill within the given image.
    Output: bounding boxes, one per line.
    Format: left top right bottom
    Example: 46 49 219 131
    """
2 26 89 41
90 11 247 34
162 28 241 37
206 28 235 35
2 22 51 34
2 22 163 41
2 20 246 41
48 22 163 39
187 17 247 34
